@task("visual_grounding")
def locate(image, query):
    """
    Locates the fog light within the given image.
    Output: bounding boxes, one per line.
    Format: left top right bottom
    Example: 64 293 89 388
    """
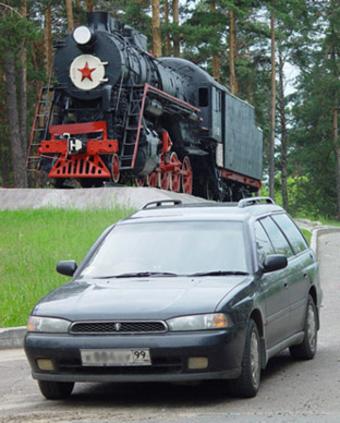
188 357 208 370
36 358 55 371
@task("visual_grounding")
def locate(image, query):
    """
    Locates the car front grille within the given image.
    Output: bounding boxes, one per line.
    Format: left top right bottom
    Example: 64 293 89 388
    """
70 320 168 335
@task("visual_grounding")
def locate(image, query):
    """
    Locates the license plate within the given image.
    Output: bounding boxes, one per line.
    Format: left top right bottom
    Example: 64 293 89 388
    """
80 349 151 367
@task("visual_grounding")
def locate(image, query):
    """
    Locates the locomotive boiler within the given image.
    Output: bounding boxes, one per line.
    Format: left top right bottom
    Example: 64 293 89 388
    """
27 11 263 200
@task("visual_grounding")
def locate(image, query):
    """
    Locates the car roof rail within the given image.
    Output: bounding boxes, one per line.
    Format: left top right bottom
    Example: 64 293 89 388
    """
141 199 183 210
238 197 275 208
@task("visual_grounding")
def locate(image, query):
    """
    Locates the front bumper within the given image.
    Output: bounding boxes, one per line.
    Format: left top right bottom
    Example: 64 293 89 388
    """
24 328 245 383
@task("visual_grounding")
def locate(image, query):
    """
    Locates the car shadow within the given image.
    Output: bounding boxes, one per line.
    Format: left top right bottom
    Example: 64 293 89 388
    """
65 350 300 407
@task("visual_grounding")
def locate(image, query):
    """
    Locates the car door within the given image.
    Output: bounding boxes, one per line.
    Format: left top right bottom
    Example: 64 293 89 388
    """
271 214 315 335
255 219 290 349
256 217 294 349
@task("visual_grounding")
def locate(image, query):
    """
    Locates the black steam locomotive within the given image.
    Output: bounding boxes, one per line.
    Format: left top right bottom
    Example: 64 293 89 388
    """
30 11 263 200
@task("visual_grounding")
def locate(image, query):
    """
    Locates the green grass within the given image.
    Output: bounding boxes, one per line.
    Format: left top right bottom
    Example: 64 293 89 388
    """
301 228 312 245
0 208 132 327
295 213 340 227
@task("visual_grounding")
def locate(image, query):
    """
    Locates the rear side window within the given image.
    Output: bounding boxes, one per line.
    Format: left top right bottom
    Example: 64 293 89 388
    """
272 214 308 254
260 217 294 258
254 221 274 263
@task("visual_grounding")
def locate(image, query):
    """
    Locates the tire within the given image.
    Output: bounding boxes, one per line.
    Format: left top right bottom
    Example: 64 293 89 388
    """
38 380 74 400
289 295 318 360
233 319 261 398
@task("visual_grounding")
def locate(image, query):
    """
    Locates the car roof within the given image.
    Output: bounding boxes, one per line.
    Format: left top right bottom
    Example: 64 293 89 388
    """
124 197 285 224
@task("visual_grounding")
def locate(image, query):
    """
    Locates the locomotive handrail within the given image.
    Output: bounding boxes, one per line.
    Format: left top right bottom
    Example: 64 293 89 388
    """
238 197 275 208
142 200 183 210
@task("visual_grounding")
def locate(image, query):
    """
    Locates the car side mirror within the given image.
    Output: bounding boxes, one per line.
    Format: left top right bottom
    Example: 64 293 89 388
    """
262 255 287 273
56 260 78 277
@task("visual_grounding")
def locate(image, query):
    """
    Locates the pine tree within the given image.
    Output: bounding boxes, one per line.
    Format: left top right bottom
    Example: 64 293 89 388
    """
172 0 180 55
268 10 276 199
0 4 38 187
44 3 52 76
65 0 74 32
163 0 171 55
86 0 94 12
152 0 162 57
19 0 28 153
228 8 238 93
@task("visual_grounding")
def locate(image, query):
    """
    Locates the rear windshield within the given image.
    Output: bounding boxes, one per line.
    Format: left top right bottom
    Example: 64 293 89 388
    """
79 221 248 278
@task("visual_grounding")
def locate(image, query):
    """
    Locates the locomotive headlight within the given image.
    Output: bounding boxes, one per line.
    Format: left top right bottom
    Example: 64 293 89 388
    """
73 26 92 45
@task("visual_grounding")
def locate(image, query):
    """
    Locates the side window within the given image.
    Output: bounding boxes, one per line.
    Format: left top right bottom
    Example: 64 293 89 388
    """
260 217 294 258
254 221 274 264
272 214 308 255
199 87 209 107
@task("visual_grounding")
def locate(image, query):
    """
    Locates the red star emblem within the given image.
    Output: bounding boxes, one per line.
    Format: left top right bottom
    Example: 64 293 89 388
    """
78 62 96 81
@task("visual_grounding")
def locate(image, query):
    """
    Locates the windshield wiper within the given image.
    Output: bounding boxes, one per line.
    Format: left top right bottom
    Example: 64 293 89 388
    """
95 271 179 279
187 270 249 277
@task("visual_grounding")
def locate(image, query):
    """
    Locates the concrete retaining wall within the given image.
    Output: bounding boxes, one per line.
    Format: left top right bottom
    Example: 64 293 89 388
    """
0 187 206 211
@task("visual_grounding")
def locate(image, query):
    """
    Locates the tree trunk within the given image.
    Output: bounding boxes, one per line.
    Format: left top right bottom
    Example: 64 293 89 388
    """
211 0 221 81
65 0 74 32
329 0 340 218
86 0 94 12
164 0 171 55
172 0 180 56
0 144 11 187
4 53 28 188
333 108 340 218
44 5 52 76
269 12 276 199
152 0 162 57
74 0 81 26
18 0 28 154
228 9 238 94
278 47 288 210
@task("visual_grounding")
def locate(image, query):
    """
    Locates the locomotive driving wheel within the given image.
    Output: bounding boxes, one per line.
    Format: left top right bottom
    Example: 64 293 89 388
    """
160 168 170 190
181 156 193 195
134 176 145 187
146 171 158 188
169 152 181 192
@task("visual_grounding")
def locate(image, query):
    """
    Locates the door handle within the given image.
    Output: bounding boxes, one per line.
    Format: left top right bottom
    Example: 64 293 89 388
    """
304 273 311 283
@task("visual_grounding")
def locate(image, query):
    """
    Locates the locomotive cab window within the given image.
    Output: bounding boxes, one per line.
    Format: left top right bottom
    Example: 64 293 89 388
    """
199 87 209 107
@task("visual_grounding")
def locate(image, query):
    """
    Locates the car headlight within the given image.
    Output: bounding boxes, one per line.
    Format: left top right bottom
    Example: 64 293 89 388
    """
27 316 71 333
167 313 231 331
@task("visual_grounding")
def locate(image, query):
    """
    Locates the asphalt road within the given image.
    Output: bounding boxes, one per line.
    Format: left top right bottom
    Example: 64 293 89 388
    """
1 231 340 423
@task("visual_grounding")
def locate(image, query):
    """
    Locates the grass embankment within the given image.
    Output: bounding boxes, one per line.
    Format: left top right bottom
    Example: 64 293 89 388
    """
0 208 132 327
301 228 312 245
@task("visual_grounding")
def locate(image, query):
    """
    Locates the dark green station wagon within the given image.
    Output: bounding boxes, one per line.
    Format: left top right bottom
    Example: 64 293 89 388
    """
25 197 321 399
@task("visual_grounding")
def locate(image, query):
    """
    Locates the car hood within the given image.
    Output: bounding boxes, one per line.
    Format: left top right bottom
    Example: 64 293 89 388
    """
33 276 249 321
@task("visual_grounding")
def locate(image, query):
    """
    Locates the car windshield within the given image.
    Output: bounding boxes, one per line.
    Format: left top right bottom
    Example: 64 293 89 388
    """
79 221 248 278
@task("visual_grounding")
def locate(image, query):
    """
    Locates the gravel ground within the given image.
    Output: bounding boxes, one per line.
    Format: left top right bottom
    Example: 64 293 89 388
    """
0 231 339 423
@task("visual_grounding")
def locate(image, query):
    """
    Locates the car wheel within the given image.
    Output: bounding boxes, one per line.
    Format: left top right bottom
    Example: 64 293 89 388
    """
289 294 317 360
234 319 261 398
38 380 74 400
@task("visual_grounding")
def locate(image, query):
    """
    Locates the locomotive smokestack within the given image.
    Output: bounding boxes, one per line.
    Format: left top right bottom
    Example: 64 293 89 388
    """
87 11 120 33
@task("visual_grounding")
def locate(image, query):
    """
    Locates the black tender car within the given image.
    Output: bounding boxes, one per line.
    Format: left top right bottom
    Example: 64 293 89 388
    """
24 197 321 399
